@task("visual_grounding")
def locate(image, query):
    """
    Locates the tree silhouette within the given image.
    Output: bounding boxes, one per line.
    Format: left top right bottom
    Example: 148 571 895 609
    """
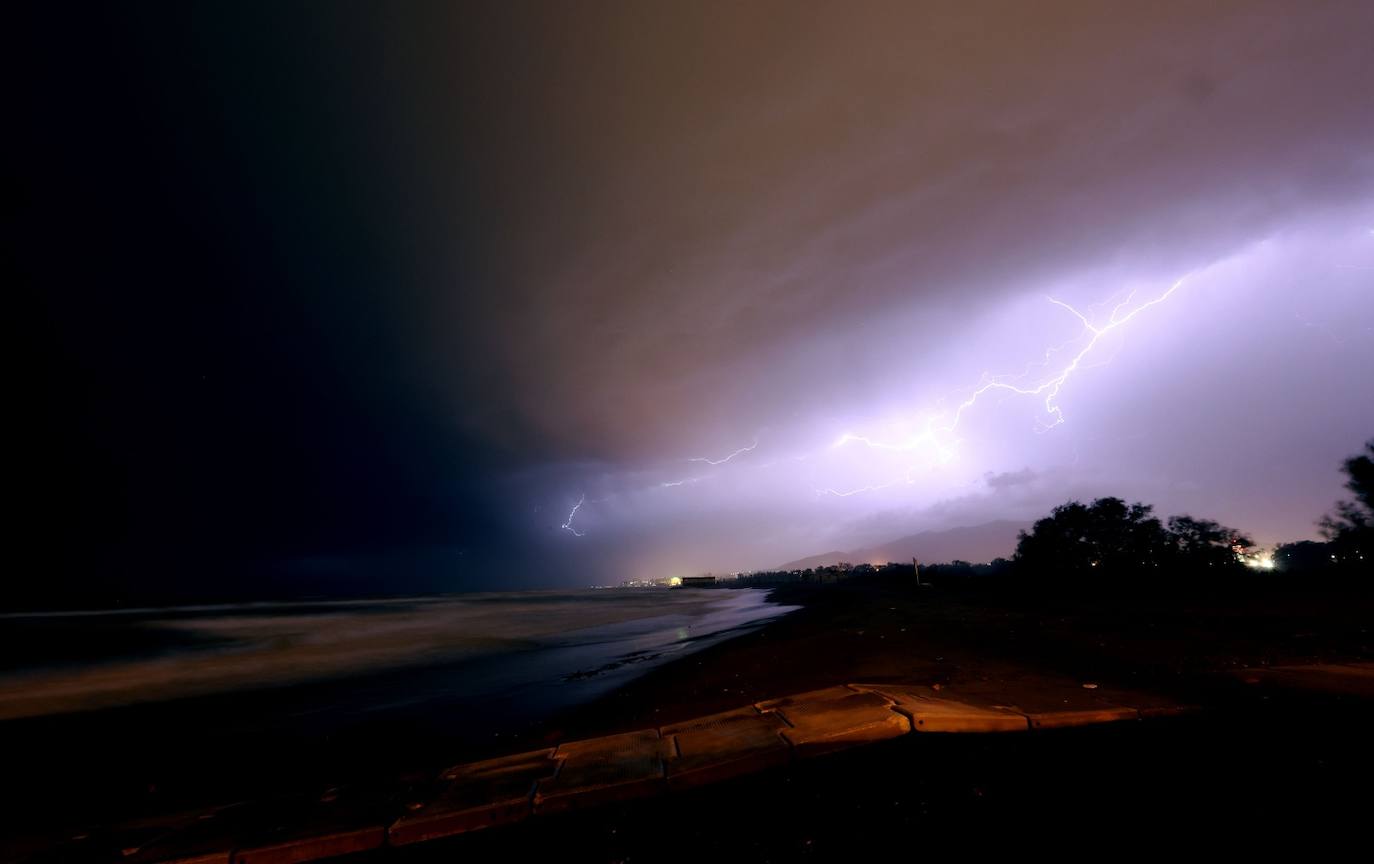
1014 497 1169 577
1320 439 1373 565
1167 515 1254 569
1016 497 1255 578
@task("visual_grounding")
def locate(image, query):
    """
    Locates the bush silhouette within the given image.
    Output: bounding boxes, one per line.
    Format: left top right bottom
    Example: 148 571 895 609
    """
1015 497 1253 579
1320 439 1372 567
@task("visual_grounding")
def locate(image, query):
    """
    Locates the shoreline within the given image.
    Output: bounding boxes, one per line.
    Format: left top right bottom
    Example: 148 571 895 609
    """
5 576 1372 854
536 575 1374 742
0 588 794 839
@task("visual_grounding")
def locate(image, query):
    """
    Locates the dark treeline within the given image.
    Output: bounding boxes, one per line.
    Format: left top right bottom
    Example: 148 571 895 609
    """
735 438 1370 591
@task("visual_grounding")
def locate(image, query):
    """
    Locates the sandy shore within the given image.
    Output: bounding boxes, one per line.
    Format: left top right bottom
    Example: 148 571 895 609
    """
533 575 1374 744
5 576 1372 859
0 589 792 844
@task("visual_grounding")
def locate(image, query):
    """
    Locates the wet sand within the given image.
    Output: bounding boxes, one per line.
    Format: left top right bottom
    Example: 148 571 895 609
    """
412 576 1374 859
0 589 793 843
539 575 1374 740
6 576 1372 859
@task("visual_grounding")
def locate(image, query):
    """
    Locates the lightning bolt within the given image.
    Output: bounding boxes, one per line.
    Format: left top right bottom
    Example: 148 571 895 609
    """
926 278 1174 433
561 494 586 537
822 275 1190 495
687 437 759 465
563 272 1195 521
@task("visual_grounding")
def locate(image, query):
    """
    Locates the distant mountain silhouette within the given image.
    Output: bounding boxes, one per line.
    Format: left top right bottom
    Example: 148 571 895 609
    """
776 520 1030 570
778 549 852 571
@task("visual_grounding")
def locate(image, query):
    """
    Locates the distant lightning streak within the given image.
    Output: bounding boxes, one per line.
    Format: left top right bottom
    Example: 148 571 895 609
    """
822 275 1192 495
817 479 902 497
941 277 1177 433
561 494 586 537
1017 277 1187 428
564 273 1196 519
688 438 759 465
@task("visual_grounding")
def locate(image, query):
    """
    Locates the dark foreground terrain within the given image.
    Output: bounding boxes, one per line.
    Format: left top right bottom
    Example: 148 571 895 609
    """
539 575 1374 742
405 696 1374 861
413 575 1374 859
6 575 1373 861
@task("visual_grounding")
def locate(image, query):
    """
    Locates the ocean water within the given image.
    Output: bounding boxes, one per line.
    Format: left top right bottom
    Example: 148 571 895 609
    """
0 588 795 822
0 588 794 721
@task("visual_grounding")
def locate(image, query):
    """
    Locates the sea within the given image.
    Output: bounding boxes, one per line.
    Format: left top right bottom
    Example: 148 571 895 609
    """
0 588 795 829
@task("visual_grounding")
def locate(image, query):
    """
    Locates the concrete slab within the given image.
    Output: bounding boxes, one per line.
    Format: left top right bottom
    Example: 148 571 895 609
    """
939 675 1175 723
534 730 669 814
1138 704 1203 720
52 807 232 864
143 851 233 864
390 748 557 844
232 786 393 864
232 827 385 864
756 685 857 710
757 686 910 755
663 706 791 790
123 805 250 864
1026 706 1140 729
1240 663 1374 697
851 684 1029 733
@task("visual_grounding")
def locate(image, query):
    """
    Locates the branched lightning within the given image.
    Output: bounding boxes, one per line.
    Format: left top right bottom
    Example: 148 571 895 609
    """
818 275 1191 496
561 494 587 537
944 279 1186 433
562 273 1196 527
661 474 712 487
556 438 757 537
688 437 759 465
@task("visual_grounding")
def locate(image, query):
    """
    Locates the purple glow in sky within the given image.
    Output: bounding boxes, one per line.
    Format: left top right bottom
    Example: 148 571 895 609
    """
20 1 1374 600
540 217 1373 576
443 2 1374 584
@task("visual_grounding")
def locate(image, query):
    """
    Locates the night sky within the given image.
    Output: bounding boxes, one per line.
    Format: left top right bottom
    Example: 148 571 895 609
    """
15 1 1374 608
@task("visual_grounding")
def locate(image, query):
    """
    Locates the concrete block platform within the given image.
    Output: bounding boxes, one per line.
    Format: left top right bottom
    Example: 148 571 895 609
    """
232 826 385 864
534 730 670 814
121 804 256 864
663 706 791 789
46 806 240 864
390 749 557 844
757 686 910 755
1024 706 1140 729
851 684 1030 732
933 675 1178 730
29 677 1208 863
1237 662 1374 698
232 786 391 864
1137 704 1202 720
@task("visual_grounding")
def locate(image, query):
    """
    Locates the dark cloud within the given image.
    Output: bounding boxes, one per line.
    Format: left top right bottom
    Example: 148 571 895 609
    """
400 0 1374 460
16 1 1374 604
986 469 1039 490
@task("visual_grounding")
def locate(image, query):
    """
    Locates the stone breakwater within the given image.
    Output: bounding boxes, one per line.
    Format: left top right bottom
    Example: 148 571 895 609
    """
21 668 1266 864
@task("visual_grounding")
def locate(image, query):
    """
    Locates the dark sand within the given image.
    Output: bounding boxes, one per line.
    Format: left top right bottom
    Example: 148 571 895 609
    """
7 576 1373 860
407 576 1374 859
0 590 791 852
534 576 1374 742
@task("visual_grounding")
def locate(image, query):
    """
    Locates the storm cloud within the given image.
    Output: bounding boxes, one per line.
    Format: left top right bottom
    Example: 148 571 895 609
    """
17 1 1374 602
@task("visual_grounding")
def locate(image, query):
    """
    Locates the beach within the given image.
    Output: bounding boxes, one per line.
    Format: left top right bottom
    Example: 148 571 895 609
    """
406 574 1374 859
0 588 795 840
5 575 1374 859
545 575 1374 740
